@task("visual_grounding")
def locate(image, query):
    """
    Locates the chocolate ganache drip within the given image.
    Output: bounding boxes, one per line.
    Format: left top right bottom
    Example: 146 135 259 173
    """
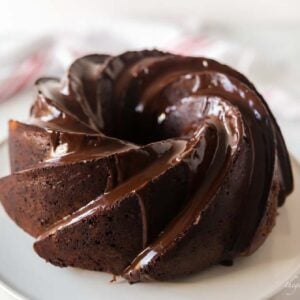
0 50 293 282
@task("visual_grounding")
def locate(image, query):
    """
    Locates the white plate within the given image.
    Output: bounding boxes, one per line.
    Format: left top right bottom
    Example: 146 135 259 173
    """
0 141 299 300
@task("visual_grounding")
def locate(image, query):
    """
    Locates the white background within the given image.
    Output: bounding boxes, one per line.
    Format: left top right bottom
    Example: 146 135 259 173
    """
0 0 300 33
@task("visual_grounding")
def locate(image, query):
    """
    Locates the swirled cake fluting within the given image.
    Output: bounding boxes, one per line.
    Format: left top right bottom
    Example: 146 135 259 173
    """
0 50 293 283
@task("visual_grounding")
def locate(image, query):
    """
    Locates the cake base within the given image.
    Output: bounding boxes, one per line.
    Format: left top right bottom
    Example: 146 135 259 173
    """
0 141 299 300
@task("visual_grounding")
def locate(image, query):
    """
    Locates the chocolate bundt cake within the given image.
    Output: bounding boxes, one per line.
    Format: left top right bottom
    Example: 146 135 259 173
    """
0 50 293 282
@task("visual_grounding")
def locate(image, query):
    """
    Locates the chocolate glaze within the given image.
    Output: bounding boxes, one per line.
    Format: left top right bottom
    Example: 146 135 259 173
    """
37 123 217 240
44 131 137 163
0 50 293 282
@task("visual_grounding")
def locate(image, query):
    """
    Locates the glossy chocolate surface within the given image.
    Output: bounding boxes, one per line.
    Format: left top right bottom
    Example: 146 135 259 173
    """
1 50 293 282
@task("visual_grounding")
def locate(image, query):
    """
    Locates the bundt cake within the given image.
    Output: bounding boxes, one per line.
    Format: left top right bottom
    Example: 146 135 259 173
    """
0 50 293 283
